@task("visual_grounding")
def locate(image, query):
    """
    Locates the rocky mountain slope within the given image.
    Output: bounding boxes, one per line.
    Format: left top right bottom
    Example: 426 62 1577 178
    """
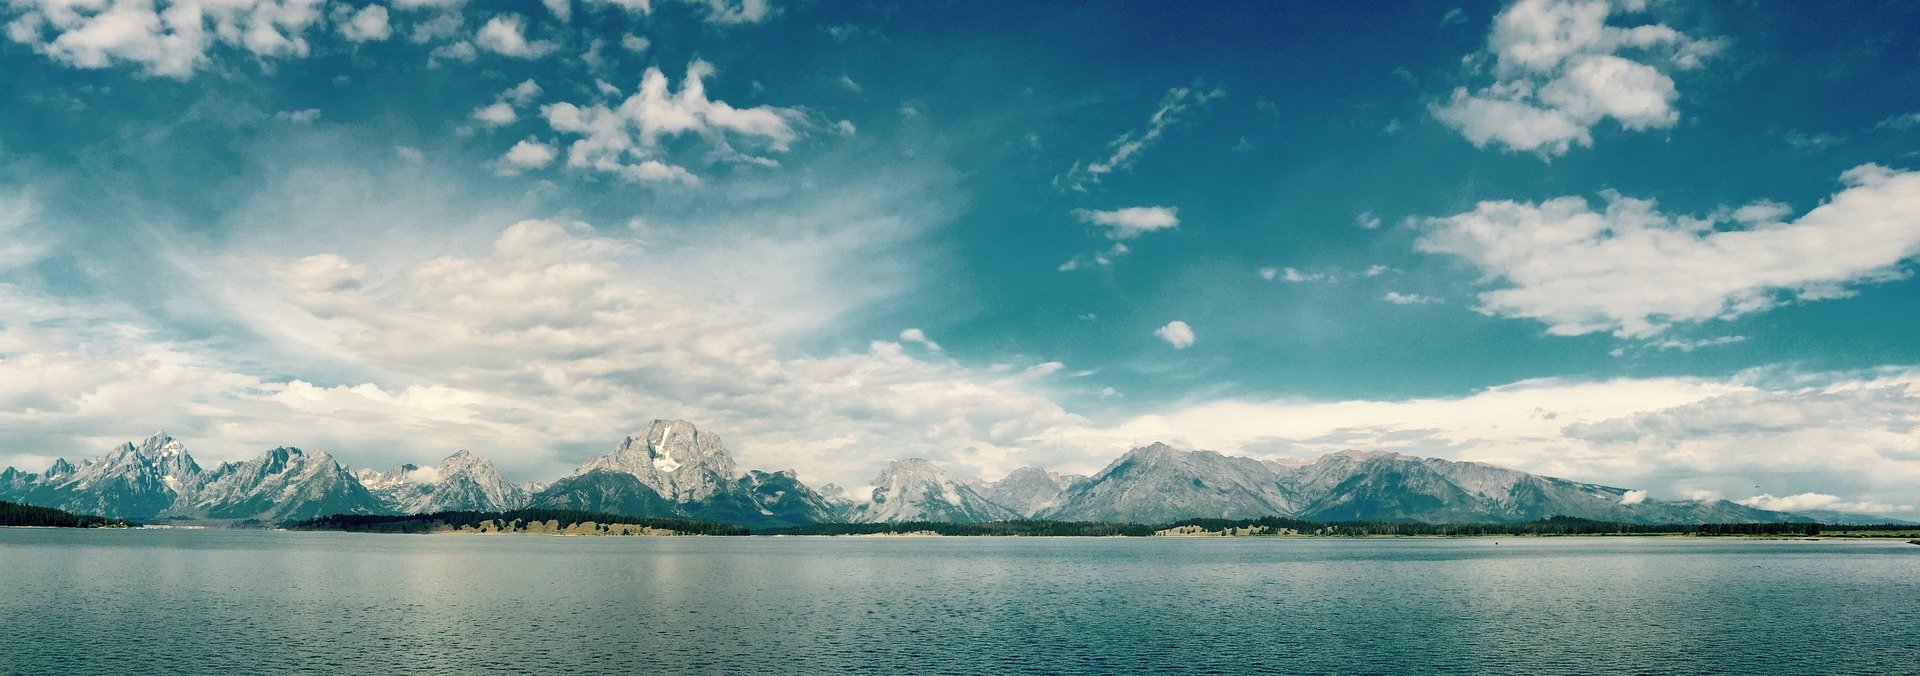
1044 443 1299 523
1042 445 1812 525
527 420 834 527
845 458 1019 523
353 450 530 513
3 428 1899 526
174 447 386 522
975 467 1084 518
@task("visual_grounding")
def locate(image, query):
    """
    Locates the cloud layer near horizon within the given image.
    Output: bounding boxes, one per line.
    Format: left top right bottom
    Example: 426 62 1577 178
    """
2 193 1915 513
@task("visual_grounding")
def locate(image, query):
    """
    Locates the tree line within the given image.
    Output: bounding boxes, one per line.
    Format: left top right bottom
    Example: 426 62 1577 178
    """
0 500 127 528
760 516 1911 537
284 509 750 536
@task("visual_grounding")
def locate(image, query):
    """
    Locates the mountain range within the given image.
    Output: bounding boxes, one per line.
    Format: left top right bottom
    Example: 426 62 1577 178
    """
1 423 1903 527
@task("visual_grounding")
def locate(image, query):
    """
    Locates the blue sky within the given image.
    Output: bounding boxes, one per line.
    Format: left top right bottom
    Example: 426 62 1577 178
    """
2 0 1918 516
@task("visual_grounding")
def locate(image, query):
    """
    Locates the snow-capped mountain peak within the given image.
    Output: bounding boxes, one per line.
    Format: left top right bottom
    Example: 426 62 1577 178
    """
353 450 527 514
848 458 1018 523
569 419 739 503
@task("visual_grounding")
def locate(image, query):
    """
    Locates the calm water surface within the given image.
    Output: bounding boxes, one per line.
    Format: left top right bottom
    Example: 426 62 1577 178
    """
1 530 1916 675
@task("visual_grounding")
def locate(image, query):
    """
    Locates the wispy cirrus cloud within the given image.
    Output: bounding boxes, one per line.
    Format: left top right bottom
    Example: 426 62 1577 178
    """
1055 83 1223 192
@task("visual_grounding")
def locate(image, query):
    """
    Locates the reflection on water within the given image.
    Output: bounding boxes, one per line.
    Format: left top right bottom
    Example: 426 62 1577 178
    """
2 530 1916 674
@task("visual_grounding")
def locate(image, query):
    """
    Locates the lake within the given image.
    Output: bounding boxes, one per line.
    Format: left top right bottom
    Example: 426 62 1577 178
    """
1 530 1916 674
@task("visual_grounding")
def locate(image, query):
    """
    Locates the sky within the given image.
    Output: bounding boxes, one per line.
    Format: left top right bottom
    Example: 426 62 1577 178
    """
0 0 1917 516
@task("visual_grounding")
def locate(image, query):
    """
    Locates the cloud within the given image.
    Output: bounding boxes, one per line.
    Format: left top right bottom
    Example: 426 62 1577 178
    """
1382 292 1437 305
1779 129 1846 151
501 79 542 105
1030 368 1920 517
3 0 328 77
337 4 391 43
620 34 649 52
1072 206 1180 240
408 8 463 43
1057 243 1128 271
1441 7 1468 26
538 60 802 184
542 0 571 22
471 79 542 126
685 0 773 24
1280 267 1323 283
219 220 1078 483
1356 211 1382 230
498 139 558 173
1430 0 1723 155
1738 493 1912 515
899 328 940 352
428 40 476 65
475 14 558 58
1258 267 1278 281
5 187 1918 511
1649 335 1745 352
1154 321 1195 349
1618 489 1647 505
1875 112 1920 131
1416 164 1920 338
472 102 517 126
392 0 464 10
275 108 321 123
1056 83 1224 191
580 0 773 24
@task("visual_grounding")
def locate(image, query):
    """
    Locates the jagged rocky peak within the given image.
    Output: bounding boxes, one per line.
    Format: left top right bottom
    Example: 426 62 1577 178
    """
422 449 528 512
354 450 528 514
979 466 1083 518
44 458 76 478
849 458 1019 524
134 432 204 493
179 445 385 521
1044 441 1298 523
353 464 423 491
571 419 739 503
1261 456 1310 472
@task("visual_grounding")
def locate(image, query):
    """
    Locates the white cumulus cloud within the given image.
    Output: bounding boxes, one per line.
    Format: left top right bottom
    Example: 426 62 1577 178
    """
1383 292 1437 305
1072 206 1180 240
1154 321 1195 349
475 14 557 58
898 328 940 352
498 139 557 172
3 0 328 77
1431 0 1723 156
1416 164 1920 338
539 60 801 184
337 4 391 43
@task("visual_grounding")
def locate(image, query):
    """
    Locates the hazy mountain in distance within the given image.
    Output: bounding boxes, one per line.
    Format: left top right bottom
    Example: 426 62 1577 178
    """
354 450 530 514
1043 443 1297 523
977 467 1085 517
846 458 1019 523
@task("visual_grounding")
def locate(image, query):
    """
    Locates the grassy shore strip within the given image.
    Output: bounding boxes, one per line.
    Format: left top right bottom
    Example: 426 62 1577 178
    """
0 500 130 528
